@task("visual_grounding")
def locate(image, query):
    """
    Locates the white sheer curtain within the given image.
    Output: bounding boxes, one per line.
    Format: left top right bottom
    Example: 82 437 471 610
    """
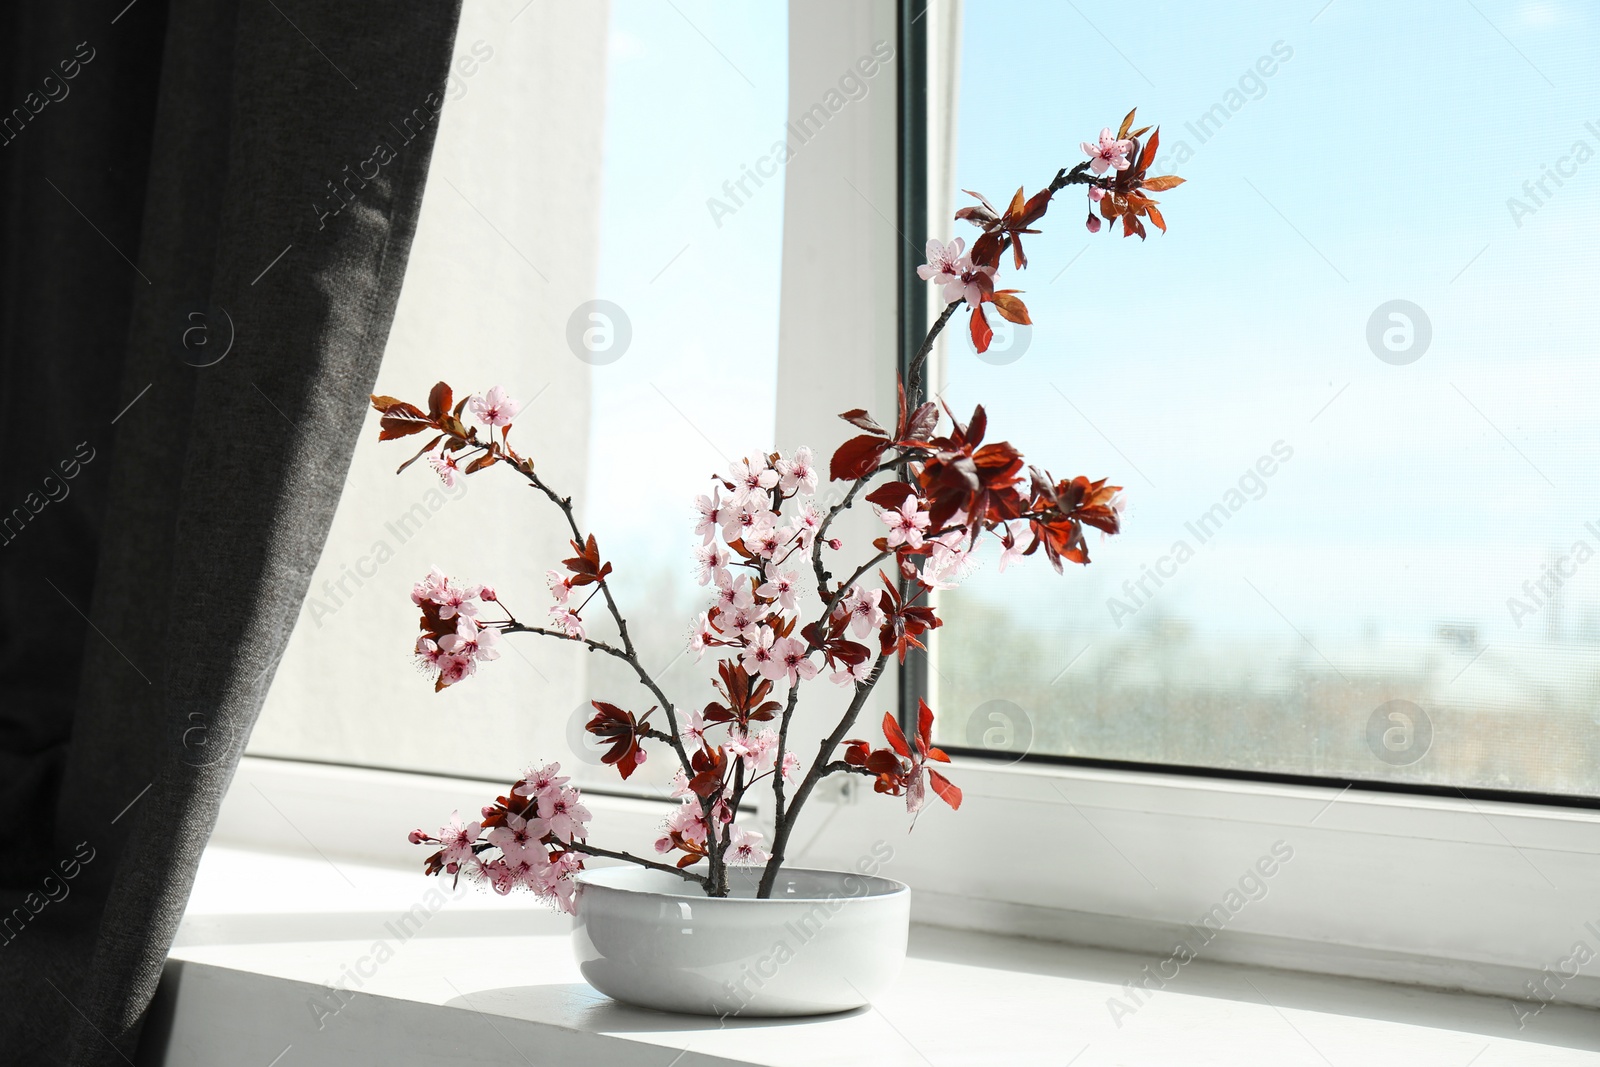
249 0 605 777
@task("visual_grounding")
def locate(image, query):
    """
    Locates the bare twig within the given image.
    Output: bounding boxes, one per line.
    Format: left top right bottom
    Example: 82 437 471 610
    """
516 467 695 781
564 841 709 887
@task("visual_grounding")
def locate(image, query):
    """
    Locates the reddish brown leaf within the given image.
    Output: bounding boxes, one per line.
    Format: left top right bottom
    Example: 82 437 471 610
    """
969 306 994 353
928 769 963 810
1141 175 1185 192
428 382 453 421
830 434 889 481
882 711 910 759
990 292 1031 326
864 480 917 511
377 401 432 441
839 409 887 435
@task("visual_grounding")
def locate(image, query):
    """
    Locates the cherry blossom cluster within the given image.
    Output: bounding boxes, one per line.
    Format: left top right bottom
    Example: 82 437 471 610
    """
686 448 835 685
408 762 589 913
411 567 502 689
367 110 1175 900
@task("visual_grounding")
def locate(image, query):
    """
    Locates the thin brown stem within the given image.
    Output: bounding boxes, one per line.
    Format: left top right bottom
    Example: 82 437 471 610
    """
757 653 889 898
809 460 899 599
905 300 962 401
516 467 694 781
564 841 709 887
771 683 802 828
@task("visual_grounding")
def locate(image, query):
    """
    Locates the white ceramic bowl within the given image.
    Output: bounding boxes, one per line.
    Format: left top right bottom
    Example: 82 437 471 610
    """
572 865 910 1016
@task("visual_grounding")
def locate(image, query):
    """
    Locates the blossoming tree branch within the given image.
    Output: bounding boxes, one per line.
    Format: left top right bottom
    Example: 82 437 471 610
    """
372 111 1182 907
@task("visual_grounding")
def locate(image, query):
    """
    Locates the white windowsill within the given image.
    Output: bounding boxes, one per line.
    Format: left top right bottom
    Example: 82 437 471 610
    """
144 844 1600 1067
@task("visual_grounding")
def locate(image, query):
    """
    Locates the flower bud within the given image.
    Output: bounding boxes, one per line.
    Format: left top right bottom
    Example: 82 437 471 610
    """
827 538 843 551
481 586 497 601
408 829 428 844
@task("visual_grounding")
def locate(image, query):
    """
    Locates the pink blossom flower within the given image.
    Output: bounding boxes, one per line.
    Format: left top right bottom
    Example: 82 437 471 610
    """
436 581 482 620
681 707 709 749
728 457 778 507
842 586 885 639
472 625 501 662
546 852 582 914
726 729 778 774
546 568 574 605
694 542 730 587
725 824 770 866
756 571 800 613
536 786 591 843
484 858 517 895
468 385 521 428
688 612 719 660
412 567 449 607
740 625 779 678
917 237 966 294
514 761 570 799
774 446 818 495
667 769 694 799
1082 127 1133 175
722 602 761 640
439 811 481 865
487 812 537 861
508 850 552 893
722 501 776 545
998 522 1028 573
694 488 724 545
439 616 494 660
919 530 973 591
748 523 783 559
829 656 874 687
437 653 476 687
415 635 446 670
428 447 464 488
882 498 930 550
666 797 709 845
943 255 997 307
772 635 818 686
781 751 802 782
548 605 585 640
787 500 824 549
712 572 754 616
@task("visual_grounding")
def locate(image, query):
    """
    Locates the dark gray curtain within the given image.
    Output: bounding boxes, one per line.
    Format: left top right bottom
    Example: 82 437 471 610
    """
0 1 462 1062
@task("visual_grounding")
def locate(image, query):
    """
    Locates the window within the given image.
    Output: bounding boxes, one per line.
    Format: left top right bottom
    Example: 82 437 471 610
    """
247 0 789 790
924 0 1600 800
230 0 1600 997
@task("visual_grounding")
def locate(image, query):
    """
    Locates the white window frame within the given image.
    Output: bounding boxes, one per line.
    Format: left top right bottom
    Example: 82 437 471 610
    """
764 0 1600 1008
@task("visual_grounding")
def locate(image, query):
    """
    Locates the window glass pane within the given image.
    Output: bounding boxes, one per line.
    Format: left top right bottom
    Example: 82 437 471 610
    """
248 1 787 785
931 0 1599 795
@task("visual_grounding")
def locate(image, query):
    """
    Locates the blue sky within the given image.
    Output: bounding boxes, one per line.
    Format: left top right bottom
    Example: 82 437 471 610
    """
943 0 1600 662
